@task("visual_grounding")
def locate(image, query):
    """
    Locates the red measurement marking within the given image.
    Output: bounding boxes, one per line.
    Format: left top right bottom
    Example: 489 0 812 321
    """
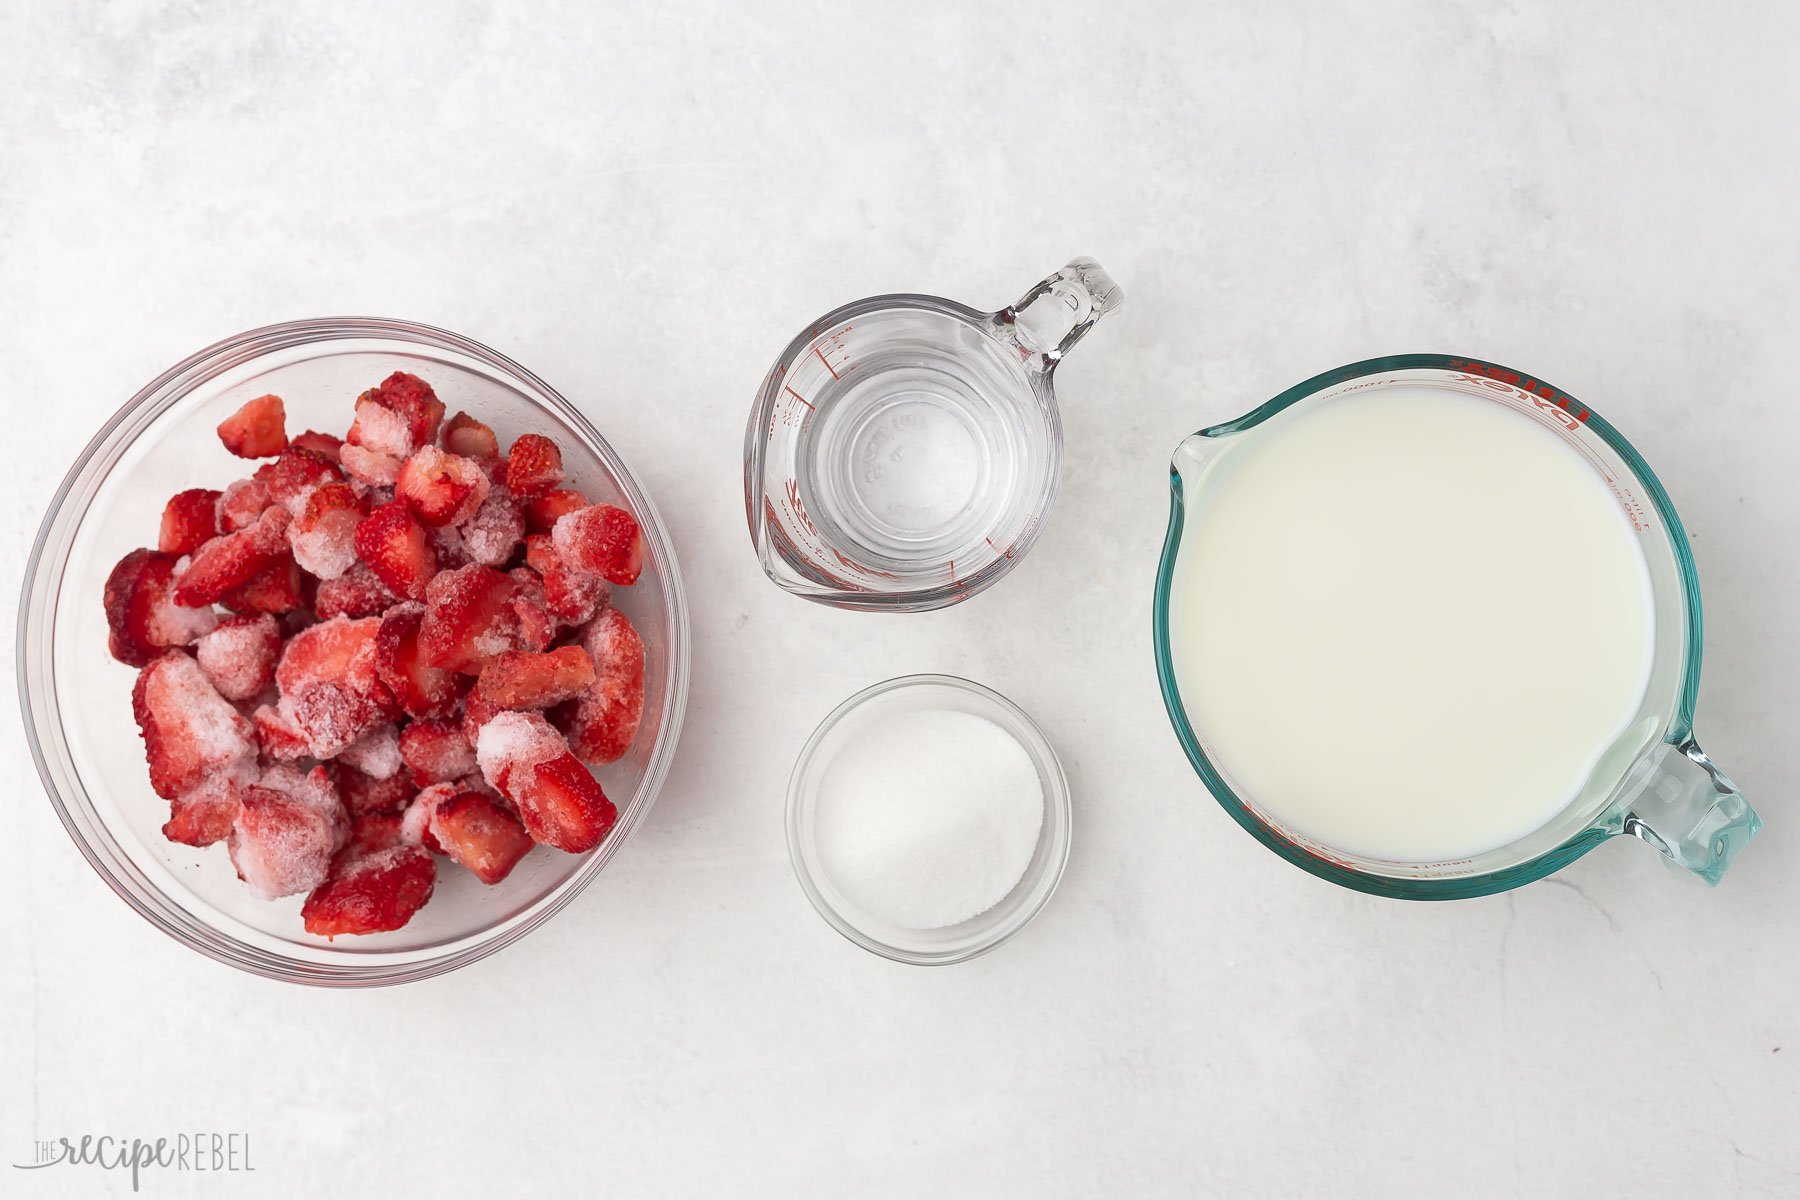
783 385 814 411
811 344 840 380
984 536 1015 561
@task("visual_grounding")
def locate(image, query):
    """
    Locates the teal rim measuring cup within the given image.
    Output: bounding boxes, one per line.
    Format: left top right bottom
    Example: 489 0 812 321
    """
1153 353 1761 899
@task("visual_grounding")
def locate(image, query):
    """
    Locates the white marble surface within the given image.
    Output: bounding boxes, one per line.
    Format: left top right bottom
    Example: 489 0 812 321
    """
3 2 1797 1196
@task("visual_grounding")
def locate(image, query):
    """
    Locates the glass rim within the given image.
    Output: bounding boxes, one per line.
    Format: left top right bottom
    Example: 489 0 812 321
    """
1151 352 1703 900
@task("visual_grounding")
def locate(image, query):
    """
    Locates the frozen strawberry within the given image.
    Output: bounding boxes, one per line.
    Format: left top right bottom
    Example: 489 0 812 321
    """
559 606 645 764
282 688 383 760
173 506 289 607
229 784 342 900
373 605 460 719
338 724 402 780
507 570 556 651
256 446 343 514
354 500 437 601
313 563 397 619
301 843 435 938
397 445 491 527
524 487 589 534
276 616 391 757
194 614 281 702
431 523 471 570
216 394 288 458
343 810 405 859
290 429 343 462
400 781 459 853
551 504 643 585
132 653 256 799
419 564 519 673
340 442 403 487
159 488 222 556
348 393 414 459
257 761 347 821
220 553 306 615
474 710 568 795
431 791 533 884
216 478 273 532
514 753 617 854
524 534 608 624
288 482 366 580
349 373 444 457
477 646 595 710
398 718 476 784
104 549 219 666
503 433 562 499
461 487 526 566
336 762 416 817
276 614 377 696
253 703 310 760
462 687 503 747
163 771 245 847
441 411 499 460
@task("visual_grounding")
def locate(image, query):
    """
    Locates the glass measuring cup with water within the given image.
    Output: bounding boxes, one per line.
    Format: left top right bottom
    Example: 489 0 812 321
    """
745 259 1121 610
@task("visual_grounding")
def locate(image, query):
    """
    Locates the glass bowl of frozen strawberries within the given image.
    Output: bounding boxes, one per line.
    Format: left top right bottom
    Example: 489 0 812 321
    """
17 317 690 986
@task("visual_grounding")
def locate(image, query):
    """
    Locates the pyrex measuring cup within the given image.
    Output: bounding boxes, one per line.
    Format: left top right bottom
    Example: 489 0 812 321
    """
1153 353 1761 899
745 259 1121 611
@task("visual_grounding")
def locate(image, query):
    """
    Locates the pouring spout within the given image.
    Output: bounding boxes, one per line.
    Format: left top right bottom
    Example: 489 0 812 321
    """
1620 736 1761 885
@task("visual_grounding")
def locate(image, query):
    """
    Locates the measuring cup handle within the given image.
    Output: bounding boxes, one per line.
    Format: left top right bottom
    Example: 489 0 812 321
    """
997 258 1123 367
1619 735 1761 885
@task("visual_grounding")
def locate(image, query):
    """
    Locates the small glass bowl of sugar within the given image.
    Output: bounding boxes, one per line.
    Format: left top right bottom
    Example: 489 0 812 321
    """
787 675 1072 965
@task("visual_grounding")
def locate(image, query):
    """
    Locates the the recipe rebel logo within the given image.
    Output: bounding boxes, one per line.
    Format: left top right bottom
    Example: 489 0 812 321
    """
13 1131 255 1191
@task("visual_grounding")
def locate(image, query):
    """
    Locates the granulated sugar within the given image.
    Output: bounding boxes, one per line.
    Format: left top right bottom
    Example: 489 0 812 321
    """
813 709 1043 930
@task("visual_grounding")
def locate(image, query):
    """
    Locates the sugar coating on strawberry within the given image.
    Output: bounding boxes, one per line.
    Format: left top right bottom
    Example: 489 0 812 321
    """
441 411 499 460
348 394 415 459
524 487 589 534
503 434 563 499
398 718 477 784
397 445 491 527
164 771 246 847
253 703 311 760
514 753 617 854
340 442 403 487
290 430 343 462
288 482 365 580
461 487 525 566
301 843 435 938
525 534 608 625
194 614 281 702
338 723 403 780
419 564 520 674
354 499 438 601
173 506 290 607
551 504 643 585
474 710 568 795
276 616 392 758
216 478 273 532
313 563 397 620
560 606 646 764
229 783 343 900
431 522 470 570
220 554 306 615
132 653 257 799
336 762 416 817
478 646 596 711
431 791 534 884
257 447 343 515
105 549 220 666
216 394 288 459
400 781 460 853
159 489 222 557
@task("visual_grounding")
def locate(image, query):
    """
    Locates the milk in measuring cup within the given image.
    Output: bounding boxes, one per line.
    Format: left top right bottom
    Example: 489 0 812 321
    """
1168 386 1655 862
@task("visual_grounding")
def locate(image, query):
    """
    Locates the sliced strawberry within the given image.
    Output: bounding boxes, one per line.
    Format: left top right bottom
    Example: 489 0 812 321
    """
313 563 398 619
132 653 256 799
104 549 219 666
290 429 344 462
354 499 438 601
508 569 555 651
400 780 458 853
216 478 273 532
301 843 435 937
173 506 290 607
216 394 288 458
550 504 643 585
515 753 617 854
558 606 645 764
373 604 461 719
524 533 608 624
256 446 343 514
397 444 490 527
461 687 504 748
336 761 417 817
349 373 444 458
431 791 534 884
276 615 392 757
397 718 477 784
340 442 403 487
376 372 445 447
194 613 281 701
473 709 567 794
253 703 311 760
461 487 526 566
220 553 306 615
477 646 595 710
524 487 589 534
418 563 519 674
503 433 563 499
441 411 500 460
159 488 222 556
288 482 366 580
338 723 403 780
163 771 244 847
343 811 405 858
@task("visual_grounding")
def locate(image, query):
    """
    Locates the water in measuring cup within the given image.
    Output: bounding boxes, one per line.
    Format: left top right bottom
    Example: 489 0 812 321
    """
796 330 1036 571
1169 385 1656 862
